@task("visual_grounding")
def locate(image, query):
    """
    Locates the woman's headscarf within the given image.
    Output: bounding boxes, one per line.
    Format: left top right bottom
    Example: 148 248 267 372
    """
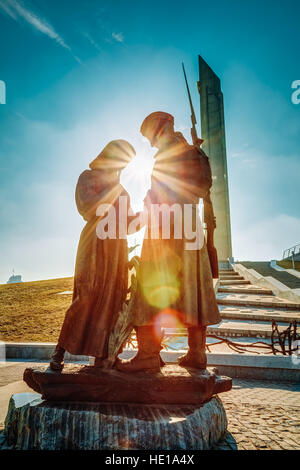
89 139 136 171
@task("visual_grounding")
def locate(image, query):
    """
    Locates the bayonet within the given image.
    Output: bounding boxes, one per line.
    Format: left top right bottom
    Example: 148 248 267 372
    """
182 62 203 147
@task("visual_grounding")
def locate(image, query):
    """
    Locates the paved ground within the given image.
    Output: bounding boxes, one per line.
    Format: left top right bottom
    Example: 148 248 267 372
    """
0 361 299 450
215 379 300 450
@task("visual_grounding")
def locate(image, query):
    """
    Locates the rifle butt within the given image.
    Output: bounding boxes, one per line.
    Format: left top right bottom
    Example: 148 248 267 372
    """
207 247 219 279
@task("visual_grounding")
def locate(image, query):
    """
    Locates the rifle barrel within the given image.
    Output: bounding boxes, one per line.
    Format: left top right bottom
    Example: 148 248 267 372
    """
182 62 197 126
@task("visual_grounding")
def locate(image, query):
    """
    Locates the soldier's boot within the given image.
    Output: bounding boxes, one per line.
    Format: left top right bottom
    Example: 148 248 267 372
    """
49 344 65 372
116 325 162 373
178 326 207 370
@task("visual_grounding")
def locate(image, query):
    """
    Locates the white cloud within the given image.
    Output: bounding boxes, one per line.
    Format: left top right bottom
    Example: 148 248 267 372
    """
83 32 101 52
0 0 17 19
112 32 124 43
0 0 81 63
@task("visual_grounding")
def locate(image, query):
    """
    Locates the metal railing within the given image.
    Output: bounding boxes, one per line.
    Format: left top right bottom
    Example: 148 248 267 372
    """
282 244 300 260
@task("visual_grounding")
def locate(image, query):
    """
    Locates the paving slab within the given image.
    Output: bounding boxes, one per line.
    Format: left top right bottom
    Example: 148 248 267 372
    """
214 379 300 450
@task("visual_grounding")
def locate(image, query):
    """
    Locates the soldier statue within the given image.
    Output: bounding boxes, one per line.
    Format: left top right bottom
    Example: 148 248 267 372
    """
117 112 221 373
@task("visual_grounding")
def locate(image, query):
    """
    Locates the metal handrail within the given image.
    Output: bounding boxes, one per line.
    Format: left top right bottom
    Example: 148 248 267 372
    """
282 244 300 260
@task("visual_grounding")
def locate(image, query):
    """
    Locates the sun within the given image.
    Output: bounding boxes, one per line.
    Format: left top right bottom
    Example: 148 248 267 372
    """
120 139 156 257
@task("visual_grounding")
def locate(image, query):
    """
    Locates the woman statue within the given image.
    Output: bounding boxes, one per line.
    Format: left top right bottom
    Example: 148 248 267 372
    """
49 140 137 371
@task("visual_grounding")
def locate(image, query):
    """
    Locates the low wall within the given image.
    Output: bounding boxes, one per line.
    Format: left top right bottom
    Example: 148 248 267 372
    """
233 263 300 304
2 343 298 383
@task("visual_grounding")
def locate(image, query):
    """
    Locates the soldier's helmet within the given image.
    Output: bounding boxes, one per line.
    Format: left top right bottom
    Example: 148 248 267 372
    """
140 112 174 143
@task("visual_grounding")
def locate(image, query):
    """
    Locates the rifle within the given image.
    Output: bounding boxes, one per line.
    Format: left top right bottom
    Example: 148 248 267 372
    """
182 62 219 279
182 63 204 148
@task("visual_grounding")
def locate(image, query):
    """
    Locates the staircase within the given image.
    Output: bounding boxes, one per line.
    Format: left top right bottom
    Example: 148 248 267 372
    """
207 269 300 340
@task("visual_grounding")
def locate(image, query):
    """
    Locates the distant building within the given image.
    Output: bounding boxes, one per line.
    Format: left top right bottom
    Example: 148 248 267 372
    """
7 274 22 284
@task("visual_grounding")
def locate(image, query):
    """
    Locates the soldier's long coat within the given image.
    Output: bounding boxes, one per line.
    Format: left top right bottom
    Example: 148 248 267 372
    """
133 134 221 328
58 169 130 357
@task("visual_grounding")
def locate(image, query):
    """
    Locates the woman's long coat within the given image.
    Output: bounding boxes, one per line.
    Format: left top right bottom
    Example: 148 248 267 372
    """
58 169 130 357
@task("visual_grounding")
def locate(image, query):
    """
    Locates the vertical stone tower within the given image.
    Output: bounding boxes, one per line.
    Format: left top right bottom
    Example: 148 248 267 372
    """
198 55 232 268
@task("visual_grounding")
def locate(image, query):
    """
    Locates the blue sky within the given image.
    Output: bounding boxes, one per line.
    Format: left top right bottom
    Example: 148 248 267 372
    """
0 0 299 283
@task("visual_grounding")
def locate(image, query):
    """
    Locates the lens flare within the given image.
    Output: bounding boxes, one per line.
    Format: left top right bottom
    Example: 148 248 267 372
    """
154 308 185 329
139 247 182 309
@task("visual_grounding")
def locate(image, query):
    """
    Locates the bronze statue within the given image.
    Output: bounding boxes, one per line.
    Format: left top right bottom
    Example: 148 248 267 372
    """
50 114 220 374
116 112 221 373
50 140 137 371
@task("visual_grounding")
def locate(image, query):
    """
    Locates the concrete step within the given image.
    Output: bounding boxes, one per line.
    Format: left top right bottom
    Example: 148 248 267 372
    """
219 272 240 277
218 285 273 295
208 319 290 339
219 270 234 274
217 292 300 310
220 279 251 286
219 275 244 281
218 305 300 323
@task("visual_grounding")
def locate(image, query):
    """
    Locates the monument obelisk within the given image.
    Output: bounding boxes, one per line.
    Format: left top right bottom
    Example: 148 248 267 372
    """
198 55 233 269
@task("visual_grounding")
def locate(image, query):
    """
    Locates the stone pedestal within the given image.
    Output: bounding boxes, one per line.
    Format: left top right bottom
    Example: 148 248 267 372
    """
0 365 232 450
23 364 232 404
1 393 228 450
